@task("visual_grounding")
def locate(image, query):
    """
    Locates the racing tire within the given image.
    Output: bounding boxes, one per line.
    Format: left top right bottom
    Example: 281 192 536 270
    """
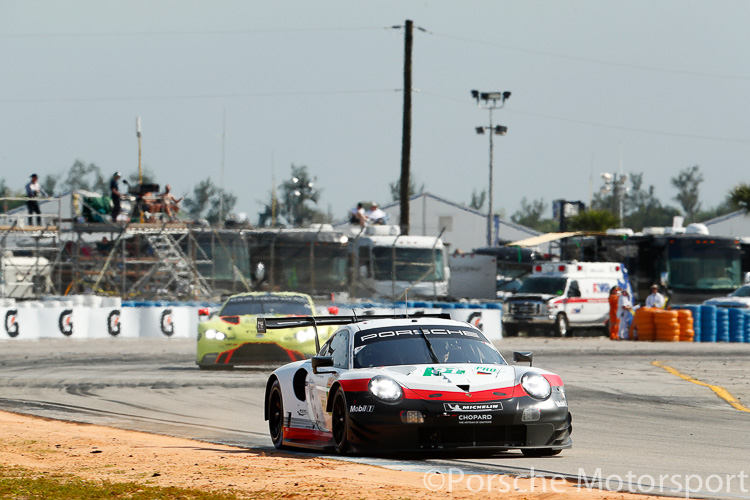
268 379 285 449
554 314 569 337
331 389 350 454
521 448 562 457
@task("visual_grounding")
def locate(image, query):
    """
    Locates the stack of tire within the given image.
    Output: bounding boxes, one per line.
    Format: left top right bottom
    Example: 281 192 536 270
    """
745 310 750 343
699 305 717 342
682 305 701 342
729 308 745 343
653 309 680 342
716 308 730 342
633 307 656 341
676 309 695 342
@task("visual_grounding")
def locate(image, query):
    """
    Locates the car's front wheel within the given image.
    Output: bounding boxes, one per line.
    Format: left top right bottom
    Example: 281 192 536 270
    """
267 379 285 449
331 389 350 454
554 314 569 337
521 448 562 457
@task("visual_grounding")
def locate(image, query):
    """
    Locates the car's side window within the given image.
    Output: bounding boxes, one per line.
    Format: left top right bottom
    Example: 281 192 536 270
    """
568 280 581 298
328 330 350 369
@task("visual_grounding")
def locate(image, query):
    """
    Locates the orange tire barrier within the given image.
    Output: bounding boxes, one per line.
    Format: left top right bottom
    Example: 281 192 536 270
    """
653 309 680 342
634 307 656 341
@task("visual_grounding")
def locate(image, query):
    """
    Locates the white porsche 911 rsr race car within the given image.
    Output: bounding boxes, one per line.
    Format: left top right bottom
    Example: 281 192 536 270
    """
261 313 572 455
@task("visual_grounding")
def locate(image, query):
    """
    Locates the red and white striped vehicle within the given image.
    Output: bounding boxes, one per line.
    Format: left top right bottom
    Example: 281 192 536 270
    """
262 313 572 455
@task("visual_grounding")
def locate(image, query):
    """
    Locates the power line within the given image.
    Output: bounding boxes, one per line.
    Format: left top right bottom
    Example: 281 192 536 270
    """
0 89 401 104
0 26 387 39
419 91 750 144
427 31 750 82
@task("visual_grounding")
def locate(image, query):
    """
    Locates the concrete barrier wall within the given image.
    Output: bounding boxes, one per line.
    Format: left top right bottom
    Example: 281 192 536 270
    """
0 297 502 341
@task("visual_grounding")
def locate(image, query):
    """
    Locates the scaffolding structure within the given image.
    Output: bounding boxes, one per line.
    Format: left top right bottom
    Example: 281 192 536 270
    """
0 196 252 301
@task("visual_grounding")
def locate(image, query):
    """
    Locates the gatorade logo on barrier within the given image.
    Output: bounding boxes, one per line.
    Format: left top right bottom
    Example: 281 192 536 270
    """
5 310 19 338
58 309 73 336
468 311 483 332
160 309 175 337
107 310 121 337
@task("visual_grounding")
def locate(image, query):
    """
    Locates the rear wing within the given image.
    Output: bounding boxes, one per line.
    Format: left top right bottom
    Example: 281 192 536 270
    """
257 313 452 352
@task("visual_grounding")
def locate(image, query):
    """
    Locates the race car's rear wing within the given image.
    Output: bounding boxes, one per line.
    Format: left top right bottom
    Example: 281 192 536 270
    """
257 313 452 352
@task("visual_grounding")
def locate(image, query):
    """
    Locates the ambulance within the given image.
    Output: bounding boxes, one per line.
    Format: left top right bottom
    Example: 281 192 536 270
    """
502 261 631 337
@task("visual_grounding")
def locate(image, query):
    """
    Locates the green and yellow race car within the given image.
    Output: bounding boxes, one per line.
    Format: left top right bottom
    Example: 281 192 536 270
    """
196 292 335 369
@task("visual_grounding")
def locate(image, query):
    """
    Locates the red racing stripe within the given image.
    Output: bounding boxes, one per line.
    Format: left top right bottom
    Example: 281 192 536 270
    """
403 384 523 402
283 428 332 441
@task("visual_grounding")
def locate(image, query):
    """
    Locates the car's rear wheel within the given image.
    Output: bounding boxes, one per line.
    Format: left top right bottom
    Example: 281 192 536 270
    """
331 389 350 454
554 314 569 337
268 379 285 449
521 448 562 457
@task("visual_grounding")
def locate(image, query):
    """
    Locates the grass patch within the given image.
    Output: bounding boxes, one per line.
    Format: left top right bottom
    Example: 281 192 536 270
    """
0 466 241 500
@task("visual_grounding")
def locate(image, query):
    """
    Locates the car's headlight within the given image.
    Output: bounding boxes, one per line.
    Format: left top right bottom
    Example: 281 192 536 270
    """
521 372 551 400
368 376 403 402
203 329 226 341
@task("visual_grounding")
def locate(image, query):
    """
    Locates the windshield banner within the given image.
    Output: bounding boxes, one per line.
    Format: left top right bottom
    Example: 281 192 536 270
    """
355 325 485 347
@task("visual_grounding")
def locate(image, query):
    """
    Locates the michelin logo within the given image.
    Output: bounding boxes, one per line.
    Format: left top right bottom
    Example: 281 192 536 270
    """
444 403 502 412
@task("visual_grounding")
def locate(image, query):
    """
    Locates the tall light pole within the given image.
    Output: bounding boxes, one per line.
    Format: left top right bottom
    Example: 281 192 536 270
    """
601 172 628 227
472 90 510 246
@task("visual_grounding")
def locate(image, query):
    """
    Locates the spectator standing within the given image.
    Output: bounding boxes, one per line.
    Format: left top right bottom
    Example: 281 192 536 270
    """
25 173 48 225
110 172 122 221
645 284 666 309
608 286 621 340
617 289 634 340
161 184 183 222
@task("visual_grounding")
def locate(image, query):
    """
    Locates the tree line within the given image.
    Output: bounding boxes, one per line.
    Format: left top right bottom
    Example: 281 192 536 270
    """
4 160 750 232
509 165 746 232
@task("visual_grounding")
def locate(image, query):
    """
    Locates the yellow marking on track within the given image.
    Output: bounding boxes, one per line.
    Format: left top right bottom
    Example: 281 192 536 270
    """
652 360 750 413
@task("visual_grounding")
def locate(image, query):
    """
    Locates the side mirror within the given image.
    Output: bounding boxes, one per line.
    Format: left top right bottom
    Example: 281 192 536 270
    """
311 355 335 374
359 265 368 279
513 351 533 366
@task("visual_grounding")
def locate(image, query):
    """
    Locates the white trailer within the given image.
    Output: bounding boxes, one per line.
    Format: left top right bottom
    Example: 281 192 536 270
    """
448 253 497 300
349 225 449 301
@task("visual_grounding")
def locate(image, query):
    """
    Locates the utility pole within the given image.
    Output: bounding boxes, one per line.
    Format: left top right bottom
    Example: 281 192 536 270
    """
136 117 142 184
219 109 226 228
399 19 413 236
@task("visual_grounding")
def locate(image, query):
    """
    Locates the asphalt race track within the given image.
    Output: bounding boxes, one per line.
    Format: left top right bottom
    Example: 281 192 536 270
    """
1 337 749 498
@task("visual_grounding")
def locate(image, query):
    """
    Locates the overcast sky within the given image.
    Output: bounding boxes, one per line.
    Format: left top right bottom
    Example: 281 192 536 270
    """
3 0 749 224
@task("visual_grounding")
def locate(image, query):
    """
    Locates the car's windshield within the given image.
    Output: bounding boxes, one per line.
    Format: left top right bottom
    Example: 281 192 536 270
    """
731 286 750 297
220 295 313 316
352 325 505 368
517 277 568 295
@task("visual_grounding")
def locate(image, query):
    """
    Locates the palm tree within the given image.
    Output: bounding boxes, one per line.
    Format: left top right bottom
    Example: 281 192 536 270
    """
729 183 750 212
